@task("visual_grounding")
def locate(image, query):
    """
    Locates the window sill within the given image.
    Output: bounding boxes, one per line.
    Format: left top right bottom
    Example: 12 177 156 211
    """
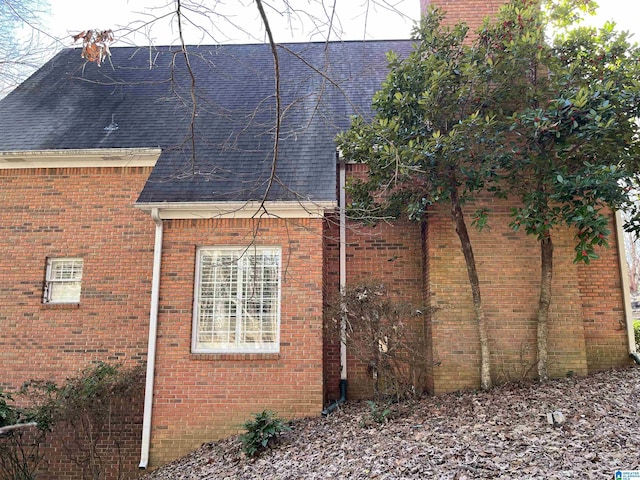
41 303 80 310
190 353 280 361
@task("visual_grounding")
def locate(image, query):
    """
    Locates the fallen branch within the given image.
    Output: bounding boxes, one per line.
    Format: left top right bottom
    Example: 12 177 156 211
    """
0 422 38 435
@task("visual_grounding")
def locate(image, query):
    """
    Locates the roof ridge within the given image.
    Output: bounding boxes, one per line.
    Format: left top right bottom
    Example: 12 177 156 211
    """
60 38 412 54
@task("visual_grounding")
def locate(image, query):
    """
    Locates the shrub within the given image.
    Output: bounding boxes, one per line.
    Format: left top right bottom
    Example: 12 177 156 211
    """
634 320 640 351
20 362 144 480
240 410 290 458
0 388 54 480
326 283 429 401
0 390 17 428
53 362 144 480
367 400 392 424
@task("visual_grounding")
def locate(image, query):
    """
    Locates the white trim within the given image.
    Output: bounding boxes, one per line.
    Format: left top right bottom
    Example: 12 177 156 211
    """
192 246 282 354
135 201 336 219
615 211 636 354
0 148 161 169
44 257 84 304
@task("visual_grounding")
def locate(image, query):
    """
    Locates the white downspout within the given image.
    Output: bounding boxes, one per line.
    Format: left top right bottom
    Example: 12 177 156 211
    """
614 210 637 358
139 208 163 469
339 156 348 382
321 153 348 416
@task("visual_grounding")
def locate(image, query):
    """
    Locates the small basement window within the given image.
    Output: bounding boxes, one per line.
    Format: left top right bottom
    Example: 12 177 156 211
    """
44 258 84 304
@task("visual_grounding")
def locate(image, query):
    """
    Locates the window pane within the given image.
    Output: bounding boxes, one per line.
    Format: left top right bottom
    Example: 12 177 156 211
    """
198 252 238 348
51 259 83 281
49 282 81 303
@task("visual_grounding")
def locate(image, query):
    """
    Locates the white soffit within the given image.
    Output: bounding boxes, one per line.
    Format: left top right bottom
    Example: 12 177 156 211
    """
0 148 161 169
136 201 337 219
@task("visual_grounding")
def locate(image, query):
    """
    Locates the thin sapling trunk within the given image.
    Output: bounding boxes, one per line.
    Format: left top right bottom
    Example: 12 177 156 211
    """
537 235 553 381
451 188 492 390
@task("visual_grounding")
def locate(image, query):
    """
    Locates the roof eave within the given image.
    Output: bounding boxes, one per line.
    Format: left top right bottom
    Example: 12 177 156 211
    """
0 148 161 169
135 200 337 219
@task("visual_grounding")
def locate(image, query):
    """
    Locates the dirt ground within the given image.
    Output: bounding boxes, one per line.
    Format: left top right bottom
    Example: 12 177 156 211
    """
141 367 640 479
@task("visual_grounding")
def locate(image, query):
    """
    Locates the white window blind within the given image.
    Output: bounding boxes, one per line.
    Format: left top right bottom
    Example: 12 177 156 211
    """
193 247 281 353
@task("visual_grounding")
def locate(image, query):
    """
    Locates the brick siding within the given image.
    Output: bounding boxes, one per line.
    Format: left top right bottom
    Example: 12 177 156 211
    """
579 215 630 371
324 164 631 398
421 0 506 31
324 163 426 401
0 166 327 471
425 198 592 392
0 166 154 479
148 217 325 466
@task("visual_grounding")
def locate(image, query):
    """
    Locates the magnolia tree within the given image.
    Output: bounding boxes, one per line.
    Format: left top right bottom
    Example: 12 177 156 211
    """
484 0 640 379
338 0 640 387
337 11 502 391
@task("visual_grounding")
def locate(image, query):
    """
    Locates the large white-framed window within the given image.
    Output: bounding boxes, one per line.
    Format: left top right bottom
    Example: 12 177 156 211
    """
43 258 84 304
192 247 281 353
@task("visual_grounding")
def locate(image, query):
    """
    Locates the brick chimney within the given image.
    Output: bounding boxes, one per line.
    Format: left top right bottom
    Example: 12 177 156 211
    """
420 0 507 31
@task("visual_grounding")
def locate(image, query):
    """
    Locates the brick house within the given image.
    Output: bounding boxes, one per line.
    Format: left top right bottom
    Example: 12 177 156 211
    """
0 0 635 476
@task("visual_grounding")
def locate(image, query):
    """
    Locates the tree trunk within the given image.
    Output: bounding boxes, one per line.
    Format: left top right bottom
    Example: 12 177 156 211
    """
537 236 553 381
450 189 492 390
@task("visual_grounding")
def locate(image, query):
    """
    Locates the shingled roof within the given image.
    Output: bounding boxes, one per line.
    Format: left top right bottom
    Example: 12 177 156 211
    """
0 40 412 204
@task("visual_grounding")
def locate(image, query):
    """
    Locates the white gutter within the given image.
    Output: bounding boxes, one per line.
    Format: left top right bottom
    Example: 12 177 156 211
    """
615 211 637 357
139 208 163 469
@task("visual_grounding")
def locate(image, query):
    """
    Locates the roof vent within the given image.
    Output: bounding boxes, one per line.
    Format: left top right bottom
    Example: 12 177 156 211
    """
104 114 119 131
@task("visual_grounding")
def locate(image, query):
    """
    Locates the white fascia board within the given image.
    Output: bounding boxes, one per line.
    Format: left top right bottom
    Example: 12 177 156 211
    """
0 148 161 169
135 201 338 219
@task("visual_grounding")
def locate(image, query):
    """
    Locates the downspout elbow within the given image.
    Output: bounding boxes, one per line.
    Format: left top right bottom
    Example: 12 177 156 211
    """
322 379 347 416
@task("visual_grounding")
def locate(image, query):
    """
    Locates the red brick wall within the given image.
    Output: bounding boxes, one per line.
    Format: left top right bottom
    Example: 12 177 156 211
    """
0 166 154 479
148 217 325 466
579 216 630 371
1 162 630 473
421 222 436 393
405 0 629 387
1 166 330 471
342 220 425 399
426 198 592 392
419 197 630 392
327 163 629 396
323 213 342 402
41 397 144 480
421 0 507 31
324 163 425 401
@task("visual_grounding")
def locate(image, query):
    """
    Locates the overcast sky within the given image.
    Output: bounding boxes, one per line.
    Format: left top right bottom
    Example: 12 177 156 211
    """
41 0 640 50
582 0 640 35
44 0 419 49
3 0 638 97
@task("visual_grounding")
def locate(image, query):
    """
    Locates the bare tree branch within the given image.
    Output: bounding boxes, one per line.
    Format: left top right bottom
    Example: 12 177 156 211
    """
175 0 199 172
255 0 281 207
0 0 53 96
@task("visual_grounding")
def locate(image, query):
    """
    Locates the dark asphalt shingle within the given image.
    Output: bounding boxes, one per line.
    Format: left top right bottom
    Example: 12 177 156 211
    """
0 41 412 204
